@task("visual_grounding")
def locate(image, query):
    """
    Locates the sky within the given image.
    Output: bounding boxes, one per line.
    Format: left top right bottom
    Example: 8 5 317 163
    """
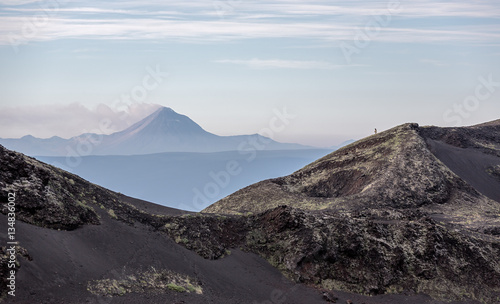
0 0 499 147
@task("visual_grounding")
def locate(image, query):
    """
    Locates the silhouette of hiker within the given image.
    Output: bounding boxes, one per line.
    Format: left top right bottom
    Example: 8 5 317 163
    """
374 128 377 134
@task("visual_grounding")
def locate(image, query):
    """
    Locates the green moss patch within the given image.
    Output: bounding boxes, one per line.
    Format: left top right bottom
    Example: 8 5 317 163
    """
87 268 202 297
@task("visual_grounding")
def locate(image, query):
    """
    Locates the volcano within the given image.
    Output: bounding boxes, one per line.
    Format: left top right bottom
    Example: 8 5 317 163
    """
0 107 310 156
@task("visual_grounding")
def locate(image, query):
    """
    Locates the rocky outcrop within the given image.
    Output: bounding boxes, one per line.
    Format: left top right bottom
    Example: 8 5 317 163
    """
161 205 500 303
244 206 500 302
203 123 484 215
0 145 101 230
0 145 166 230
197 121 500 303
204 123 500 231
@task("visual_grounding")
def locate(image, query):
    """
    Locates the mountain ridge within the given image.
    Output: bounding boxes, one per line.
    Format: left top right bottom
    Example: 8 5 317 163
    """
0 107 311 156
203 121 500 233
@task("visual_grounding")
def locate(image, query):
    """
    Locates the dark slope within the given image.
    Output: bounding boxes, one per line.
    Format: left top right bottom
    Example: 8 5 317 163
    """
419 120 500 204
2 213 326 304
0 145 327 304
426 140 500 203
0 107 310 156
0 145 470 304
0 144 109 230
204 122 500 230
0 145 370 304
204 123 447 214
198 121 500 302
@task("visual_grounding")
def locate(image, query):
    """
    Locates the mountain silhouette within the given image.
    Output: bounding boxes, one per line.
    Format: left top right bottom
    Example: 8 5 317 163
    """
0 107 310 156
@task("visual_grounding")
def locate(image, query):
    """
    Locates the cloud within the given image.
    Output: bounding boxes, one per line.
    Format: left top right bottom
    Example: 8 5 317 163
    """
0 0 43 4
0 0 499 46
259 1 500 18
214 58 359 69
2 15 498 47
0 103 162 139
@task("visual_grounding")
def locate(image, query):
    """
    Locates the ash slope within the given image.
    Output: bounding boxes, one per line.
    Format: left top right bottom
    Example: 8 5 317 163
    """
0 145 465 304
0 145 325 304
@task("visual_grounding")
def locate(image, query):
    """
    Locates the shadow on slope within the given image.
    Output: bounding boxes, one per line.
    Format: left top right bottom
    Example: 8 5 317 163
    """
419 121 500 204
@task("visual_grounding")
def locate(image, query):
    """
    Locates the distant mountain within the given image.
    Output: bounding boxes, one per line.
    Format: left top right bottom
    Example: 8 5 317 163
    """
38 149 332 211
0 107 311 156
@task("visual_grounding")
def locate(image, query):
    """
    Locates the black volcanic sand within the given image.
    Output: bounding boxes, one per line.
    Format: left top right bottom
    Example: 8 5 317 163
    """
0 203 479 304
1 207 323 304
2 130 496 304
427 139 500 203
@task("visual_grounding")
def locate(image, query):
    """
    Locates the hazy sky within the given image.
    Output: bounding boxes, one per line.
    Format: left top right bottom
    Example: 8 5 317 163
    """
0 0 499 147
